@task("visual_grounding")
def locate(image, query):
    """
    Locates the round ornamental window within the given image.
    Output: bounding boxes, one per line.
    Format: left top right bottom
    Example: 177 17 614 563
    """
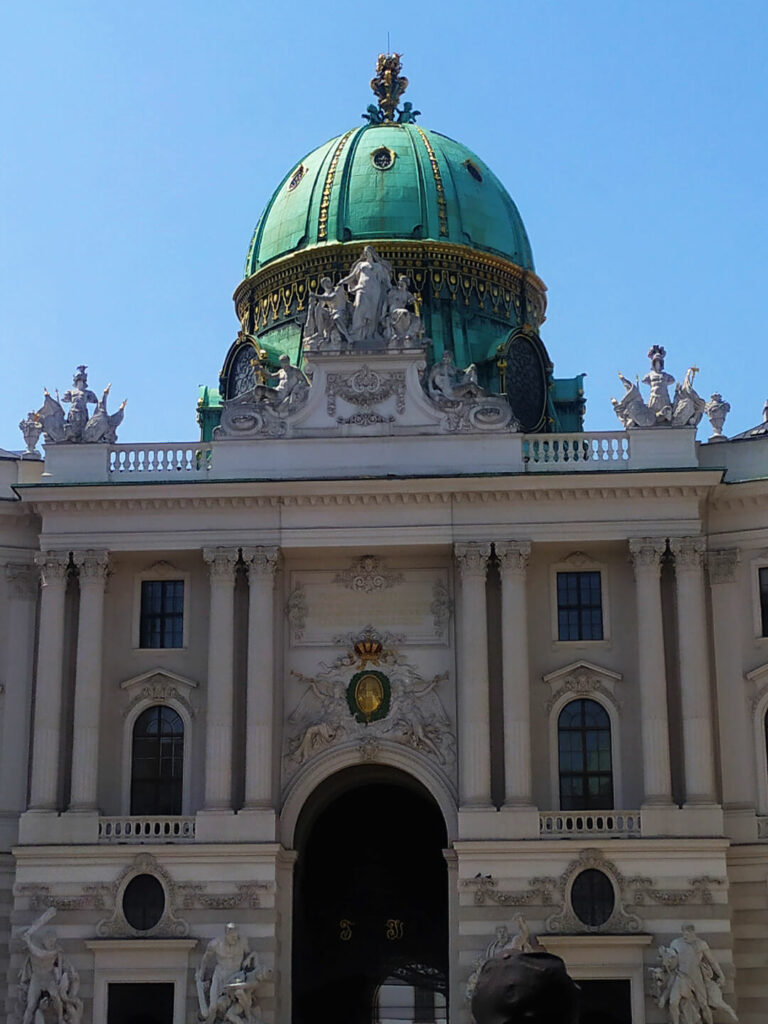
122 873 165 932
570 869 615 927
288 165 307 191
371 146 396 171
464 159 483 182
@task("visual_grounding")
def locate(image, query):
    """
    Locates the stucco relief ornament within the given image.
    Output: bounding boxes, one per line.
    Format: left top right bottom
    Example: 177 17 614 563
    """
216 354 310 438
33 365 126 444
285 635 454 775
651 924 738 1024
612 347 708 429
426 351 518 431
196 923 270 1024
17 908 83 1024
333 554 404 592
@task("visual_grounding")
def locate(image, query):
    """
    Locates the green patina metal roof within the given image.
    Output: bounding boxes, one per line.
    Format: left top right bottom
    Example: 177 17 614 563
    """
244 123 534 276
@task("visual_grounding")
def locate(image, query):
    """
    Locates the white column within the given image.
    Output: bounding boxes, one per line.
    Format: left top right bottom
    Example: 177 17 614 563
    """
0 563 38 815
496 541 533 807
203 547 239 811
243 546 280 808
454 542 492 807
670 537 717 804
708 549 753 809
629 538 673 805
28 552 70 811
68 550 109 811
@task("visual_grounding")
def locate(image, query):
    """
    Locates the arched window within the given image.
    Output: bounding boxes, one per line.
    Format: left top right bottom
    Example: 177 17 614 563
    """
558 699 613 811
130 705 184 815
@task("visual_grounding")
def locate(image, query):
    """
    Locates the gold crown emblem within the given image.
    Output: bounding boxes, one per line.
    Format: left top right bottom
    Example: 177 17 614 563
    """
354 638 383 665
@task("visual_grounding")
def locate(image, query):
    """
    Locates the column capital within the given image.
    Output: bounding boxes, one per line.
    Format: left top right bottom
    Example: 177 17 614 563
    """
496 540 531 578
707 548 740 585
242 545 281 580
6 561 38 600
203 547 239 580
670 536 706 570
73 549 110 583
628 537 667 577
34 551 70 585
454 541 491 580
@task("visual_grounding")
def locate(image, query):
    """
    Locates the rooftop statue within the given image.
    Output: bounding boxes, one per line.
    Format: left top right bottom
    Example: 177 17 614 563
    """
362 53 418 124
338 245 394 344
18 907 83 1024
612 347 708 430
195 922 269 1023
304 277 352 350
652 923 738 1024
383 274 424 347
31 366 126 445
216 354 309 438
427 351 485 403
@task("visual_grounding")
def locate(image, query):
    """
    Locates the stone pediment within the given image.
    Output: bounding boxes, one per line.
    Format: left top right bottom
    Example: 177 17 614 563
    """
119 668 199 718
541 660 623 710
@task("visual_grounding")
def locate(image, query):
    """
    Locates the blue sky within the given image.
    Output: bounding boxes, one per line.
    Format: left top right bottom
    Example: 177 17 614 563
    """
2 0 767 443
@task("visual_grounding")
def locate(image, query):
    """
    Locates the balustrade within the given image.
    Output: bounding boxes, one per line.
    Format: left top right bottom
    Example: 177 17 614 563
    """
539 811 642 836
98 816 196 843
109 444 213 478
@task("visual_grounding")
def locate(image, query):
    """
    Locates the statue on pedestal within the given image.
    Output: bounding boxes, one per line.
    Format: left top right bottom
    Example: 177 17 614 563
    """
652 924 738 1024
32 366 126 444
704 393 730 439
427 351 485 403
195 923 269 1023
304 278 352 349
612 347 711 430
18 412 42 455
18 908 83 1024
337 245 393 343
383 275 424 347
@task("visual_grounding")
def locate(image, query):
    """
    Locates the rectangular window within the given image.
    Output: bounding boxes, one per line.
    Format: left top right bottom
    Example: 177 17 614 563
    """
760 567 768 637
139 580 184 648
557 571 603 641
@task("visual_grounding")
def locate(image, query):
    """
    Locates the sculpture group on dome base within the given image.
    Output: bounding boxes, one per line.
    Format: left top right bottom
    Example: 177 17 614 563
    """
612 346 729 438
215 245 519 440
20 365 126 452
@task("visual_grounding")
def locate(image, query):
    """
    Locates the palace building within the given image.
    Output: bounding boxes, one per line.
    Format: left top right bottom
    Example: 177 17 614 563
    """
1 56 767 1024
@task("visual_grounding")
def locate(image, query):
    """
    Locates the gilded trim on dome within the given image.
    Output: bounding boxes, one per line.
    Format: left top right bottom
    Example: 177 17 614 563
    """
415 127 448 237
318 130 354 241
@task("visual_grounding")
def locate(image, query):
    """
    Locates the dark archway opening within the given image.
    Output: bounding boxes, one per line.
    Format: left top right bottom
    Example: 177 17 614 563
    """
292 767 449 1024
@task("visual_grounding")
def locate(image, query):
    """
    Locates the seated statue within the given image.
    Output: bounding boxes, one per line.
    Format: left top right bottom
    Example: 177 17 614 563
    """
427 351 486 403
252 354 309 409
383 275 424 347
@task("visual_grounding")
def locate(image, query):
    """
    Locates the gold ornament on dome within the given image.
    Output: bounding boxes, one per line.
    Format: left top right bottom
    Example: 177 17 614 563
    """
370 52 408 122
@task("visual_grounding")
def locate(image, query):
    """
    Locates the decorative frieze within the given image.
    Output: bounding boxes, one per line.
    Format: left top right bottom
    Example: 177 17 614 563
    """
333 554 404 592
15 882 111 912
462 875 556 907
173 881 272 910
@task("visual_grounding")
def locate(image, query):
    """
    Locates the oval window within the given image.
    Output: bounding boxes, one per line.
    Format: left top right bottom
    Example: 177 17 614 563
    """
122 873 165 932
571 869 615 927
288 165 307 191
371 147 395 170
464 159 483 182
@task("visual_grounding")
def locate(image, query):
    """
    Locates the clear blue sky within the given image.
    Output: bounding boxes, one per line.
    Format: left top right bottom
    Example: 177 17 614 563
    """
2 0 767 443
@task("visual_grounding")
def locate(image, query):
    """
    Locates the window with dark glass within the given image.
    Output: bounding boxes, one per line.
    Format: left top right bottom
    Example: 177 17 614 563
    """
130 705 184 815
556 570 603 641
570 868 615 927
139 579 184 648
760 567 768 636
558 698 614 810
122 873 166 931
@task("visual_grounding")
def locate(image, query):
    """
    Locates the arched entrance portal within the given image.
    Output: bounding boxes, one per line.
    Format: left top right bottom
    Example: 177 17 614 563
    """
292 766 449 1024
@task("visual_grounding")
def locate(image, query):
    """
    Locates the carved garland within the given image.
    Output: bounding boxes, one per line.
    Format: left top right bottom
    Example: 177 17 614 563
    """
326 366 406 417
546 849 643 935
461 876 557 907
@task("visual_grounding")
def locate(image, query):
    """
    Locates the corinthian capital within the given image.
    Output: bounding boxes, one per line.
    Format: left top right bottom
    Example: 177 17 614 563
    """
670 536 706 570
6 561 38 600
628 537 666 578
496 541 531 578
34 551 70 585
243 545 281 579
706 548 740 585
203 547 239 580
73 549 110 583
454 542 491 580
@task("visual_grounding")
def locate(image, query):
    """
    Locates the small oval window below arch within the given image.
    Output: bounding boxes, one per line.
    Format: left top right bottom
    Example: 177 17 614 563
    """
123 874 165 932
571 868 615 927
464 159 483 182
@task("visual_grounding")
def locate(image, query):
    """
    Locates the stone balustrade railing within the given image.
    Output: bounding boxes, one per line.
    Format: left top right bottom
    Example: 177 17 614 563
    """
539 811 642 837
98 816 196 843
523 432 630 469
108 444 214 478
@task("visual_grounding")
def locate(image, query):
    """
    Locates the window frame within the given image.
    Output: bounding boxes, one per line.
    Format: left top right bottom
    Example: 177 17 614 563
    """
129 704 185 817
549 691 622 810
556 697 615 812
121 688 194 816
753 561 768 640
132 565 190 651
550 555 611 646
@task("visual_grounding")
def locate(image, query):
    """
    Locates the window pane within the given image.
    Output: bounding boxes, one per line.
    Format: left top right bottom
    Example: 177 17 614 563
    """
760 568 768 637
131 706 184 814
556 571 603 641
558 699 613 811
140 580 184 649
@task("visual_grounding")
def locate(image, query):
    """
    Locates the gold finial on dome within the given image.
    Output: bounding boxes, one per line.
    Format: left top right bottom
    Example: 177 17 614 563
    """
363 53 420 124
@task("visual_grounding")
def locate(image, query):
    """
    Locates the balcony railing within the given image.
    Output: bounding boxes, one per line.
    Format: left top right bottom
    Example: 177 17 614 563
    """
98 816 196 843
108 444 214 478
539 811 642 837
523 432 630 469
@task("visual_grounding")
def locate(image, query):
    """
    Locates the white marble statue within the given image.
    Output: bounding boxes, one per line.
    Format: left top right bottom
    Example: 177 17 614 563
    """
612 348 714 430
304 277 352 349
18 412 42 455
196 923 269 1024
337 244 393 342
35 366 126 444
427 350 486 402
704 393 730 438
642 345 676 421
383 274 424 347
18 908 83 1024
611 373 657 428
670 367 706 427
465 916 544 1002
252 354 309 409
654 924 738 1024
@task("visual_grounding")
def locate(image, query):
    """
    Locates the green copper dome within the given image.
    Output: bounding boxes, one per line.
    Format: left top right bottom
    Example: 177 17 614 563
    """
244 123 535 275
